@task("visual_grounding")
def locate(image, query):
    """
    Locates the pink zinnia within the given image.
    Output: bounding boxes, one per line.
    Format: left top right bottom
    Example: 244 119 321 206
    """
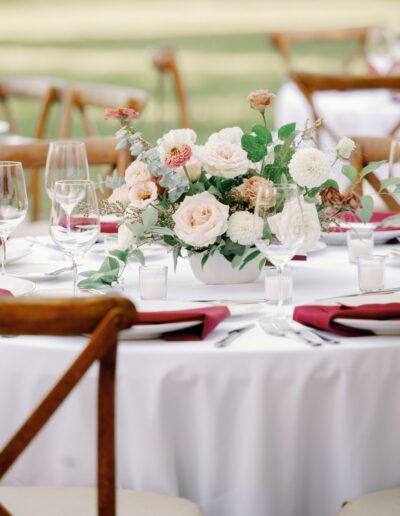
104 107 139 121
164 144 192 169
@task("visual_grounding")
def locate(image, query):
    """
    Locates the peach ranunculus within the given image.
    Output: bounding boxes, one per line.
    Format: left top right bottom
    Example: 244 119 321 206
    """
172 191 229 247
108 184 130 204
237 176 274 208
125 160 151 186
175 158 202 181
247 89 275 112
157 128 197 169
104 107 139 121
128 181 158 210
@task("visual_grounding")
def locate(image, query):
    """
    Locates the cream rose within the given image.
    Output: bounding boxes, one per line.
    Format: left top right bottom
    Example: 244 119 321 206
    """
128 181 158 210
108 184 130 204
125 160 151 186
172 191 229 247
118 223 136 249
198 141 251 179
207 126 244 146
336 136 356 160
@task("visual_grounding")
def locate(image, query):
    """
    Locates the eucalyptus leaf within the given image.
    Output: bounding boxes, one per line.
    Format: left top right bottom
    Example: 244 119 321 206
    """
341 164 357 185
115 138 128 150
320 179 340 191
379 214 400 228
231 254 243 269
361 160 386 178
380 177 400 189
358 195 374 223
127 222 144 239
142 205 158 231
132 248 145 265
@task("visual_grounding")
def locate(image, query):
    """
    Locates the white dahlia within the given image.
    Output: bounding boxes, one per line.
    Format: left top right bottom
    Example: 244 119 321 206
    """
289 148 330 188
227 211 263 246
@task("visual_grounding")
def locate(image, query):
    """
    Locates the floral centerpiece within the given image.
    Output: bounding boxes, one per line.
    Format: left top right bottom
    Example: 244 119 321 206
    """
79 95 389 288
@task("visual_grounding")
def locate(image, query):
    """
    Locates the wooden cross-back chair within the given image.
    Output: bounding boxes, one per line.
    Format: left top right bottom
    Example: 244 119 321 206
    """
268 26 372 73
151 46 190 129
290 71 400 143
0 77 65 138
0 137 131 221
0 297 204 516
351 136 400 211
58 83 147 138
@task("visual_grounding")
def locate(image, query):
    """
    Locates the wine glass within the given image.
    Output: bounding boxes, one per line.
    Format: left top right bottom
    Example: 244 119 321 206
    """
0 162 28 275
254 183 305 317
45 141 90 200
49 180 100 295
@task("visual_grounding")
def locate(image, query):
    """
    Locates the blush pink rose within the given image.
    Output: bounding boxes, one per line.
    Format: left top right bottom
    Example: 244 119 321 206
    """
238 176 274 207
128 181 158 209
247 89 275 112
125 160 151 186
108 184 130 204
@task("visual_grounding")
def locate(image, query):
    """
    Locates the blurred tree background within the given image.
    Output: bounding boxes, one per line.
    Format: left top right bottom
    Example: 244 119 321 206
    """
0 0 399 141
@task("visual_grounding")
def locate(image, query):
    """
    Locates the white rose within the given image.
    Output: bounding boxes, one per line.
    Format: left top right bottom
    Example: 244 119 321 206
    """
227 211 263 246
125 160 151 186
118 223 136 249
172 191 229 247
289 148 330 188
198 141 251 179
207 126 244 146
267 197 321 252
175 158 202 181
128 180 158 210
336 136 356 160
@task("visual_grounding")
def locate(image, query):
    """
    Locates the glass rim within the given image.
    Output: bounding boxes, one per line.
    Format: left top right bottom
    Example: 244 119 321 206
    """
48 140 86 147
0 161 23 167
54 179 94 185
139 265 168 271
356 254 385 263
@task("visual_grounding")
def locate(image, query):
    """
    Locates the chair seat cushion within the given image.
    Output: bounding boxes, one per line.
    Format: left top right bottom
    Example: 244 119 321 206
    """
0 486 203 516
339 487 400 515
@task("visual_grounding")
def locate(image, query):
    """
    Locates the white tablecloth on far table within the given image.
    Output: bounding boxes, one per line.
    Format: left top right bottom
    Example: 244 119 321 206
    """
2 239 400 516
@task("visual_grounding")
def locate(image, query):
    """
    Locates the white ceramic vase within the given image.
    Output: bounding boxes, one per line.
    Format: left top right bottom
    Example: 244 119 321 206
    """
189 251 262 285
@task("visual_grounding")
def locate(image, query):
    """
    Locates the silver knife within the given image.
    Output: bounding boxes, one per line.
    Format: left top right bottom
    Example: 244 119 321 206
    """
214 324 255 348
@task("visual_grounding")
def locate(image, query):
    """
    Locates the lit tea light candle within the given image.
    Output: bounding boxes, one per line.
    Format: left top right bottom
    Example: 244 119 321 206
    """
347 229 374 263
139 265 168 300
265 267 293 304
357 255 385 292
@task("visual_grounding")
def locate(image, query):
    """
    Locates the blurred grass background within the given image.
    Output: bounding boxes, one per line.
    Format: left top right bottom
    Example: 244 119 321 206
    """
0 0 399 142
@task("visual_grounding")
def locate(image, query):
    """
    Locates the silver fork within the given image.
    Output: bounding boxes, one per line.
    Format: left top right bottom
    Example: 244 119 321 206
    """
262 320 321 347
283 319 340 345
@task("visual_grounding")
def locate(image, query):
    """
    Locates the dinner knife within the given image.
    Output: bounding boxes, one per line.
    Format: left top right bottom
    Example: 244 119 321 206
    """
214 324 255 348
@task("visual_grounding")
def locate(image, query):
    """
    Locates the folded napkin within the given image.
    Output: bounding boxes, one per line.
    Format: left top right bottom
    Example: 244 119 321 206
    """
136 306 230 341
0 289 12 297
293 303 400 336
328 212 400 233
100 221 118 233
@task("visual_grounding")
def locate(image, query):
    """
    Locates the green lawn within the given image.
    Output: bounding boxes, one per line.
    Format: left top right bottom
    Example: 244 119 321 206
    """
0 0 398 142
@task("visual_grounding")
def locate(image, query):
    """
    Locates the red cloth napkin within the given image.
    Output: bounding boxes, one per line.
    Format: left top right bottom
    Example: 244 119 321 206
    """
100 222 118 233
136 306 230 341
293 303 400 336
0 289 12 297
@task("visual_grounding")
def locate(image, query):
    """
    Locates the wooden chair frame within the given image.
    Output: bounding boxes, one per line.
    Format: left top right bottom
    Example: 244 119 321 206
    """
0 137 131 221
0 296 136 516
351 136 400 211
290 71 400 142
151 46 189 129
268 26 372 72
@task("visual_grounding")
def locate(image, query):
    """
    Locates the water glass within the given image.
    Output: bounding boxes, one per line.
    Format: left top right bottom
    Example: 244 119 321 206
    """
347 229 374 263
265 266 293 304
357 255 385 292
139 265 168 300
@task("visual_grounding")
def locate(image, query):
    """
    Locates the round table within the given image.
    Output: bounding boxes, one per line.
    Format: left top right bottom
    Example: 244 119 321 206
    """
1 237 400 516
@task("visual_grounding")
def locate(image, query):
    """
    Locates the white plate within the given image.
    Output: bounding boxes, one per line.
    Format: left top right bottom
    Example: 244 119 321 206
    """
321 226 400 245
305 241 327 254
335 317 400 336
0 276 35 296
6 261 71 281
5 240 32 263
120 320 202 340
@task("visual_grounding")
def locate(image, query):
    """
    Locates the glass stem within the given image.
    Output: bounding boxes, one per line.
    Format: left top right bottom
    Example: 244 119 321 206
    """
0 236 7 275
277 264 284 314
66 211 72 234
72 256 78 296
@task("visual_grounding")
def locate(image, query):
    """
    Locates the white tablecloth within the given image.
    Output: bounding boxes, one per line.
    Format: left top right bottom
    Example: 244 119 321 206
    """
274 81 400 142
2 239 400 516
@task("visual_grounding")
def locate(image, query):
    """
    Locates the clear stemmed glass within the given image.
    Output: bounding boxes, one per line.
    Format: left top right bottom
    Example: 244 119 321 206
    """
49 180 100 295
45 141 90 200
0 162 28 274
254 183 305 318
366 27 393 75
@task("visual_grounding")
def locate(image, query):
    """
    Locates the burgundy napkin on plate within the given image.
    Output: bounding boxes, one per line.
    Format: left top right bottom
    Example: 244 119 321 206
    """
0 289 13 297
100 222 118 233
293 303 400 336
136 306 230 341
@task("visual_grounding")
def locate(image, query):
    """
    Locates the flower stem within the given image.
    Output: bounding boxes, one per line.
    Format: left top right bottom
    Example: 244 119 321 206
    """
260 111 269 176
183 165 194 193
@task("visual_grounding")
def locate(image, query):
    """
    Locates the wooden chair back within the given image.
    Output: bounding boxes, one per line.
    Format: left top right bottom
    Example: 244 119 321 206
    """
290 71 400 141
268 26 372 72
151 46 190 129
58 83 147 138
0 137 130 221
0 77 64 138
0 296 137 516
351 136 400 211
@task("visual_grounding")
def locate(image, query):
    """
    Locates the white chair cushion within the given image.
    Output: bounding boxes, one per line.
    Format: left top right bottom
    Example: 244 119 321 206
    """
339 487 400 515
0 486 203 516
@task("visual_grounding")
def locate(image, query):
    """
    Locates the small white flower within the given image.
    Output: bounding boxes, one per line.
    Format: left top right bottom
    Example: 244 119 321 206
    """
227 211 263 246
336 136 356 160
289 148 330 188
118 223 136 249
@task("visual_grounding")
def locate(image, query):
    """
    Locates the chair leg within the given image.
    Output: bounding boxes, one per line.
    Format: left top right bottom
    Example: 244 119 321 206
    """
30 168 41 222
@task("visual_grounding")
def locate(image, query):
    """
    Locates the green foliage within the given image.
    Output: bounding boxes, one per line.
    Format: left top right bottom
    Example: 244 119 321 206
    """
341 164 357 185
220 238 246 262
141 205 158 231
380 177 400 189
278 122 296 140
361 160 386 178
241 132 266 163
358 195 374 223
239 249 260 270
